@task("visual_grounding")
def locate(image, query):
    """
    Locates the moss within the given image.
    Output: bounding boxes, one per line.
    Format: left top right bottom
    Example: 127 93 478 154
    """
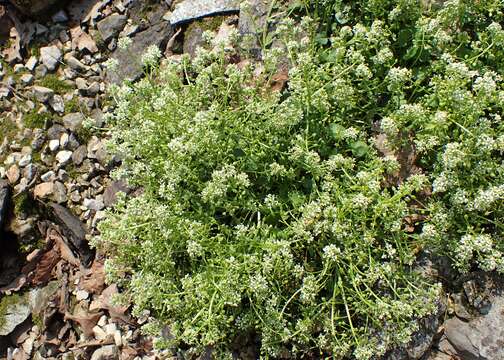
13 191 32 216
64 98 81 113
36 74 74 94
0 294 23 329
23 108 52 128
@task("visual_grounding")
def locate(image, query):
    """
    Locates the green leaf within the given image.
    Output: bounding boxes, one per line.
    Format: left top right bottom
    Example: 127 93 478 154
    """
329 123 346 141
350 141 369 157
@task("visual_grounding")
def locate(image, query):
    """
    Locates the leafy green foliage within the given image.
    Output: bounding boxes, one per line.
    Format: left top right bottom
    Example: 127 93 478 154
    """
95 0 504 358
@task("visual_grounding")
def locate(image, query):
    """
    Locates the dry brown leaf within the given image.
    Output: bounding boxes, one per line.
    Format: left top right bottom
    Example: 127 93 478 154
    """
79 259 106 294
270 69 289 92
64 311 102 338
121 346 138 359
48 229 81 267
97 284 131 323
32 247 60 286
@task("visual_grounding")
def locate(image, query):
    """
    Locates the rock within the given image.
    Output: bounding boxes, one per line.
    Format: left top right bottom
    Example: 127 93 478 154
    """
8 0 60 16
56 150 73 165
97 14 128 42
6 164 20 184
0 293 31 336
108 21 173 84
168 0 239 25
34 182 55 199
0 180 10 229
183 22 205 58
70 26 99 54
31 86 54 103
49 139 60 152
76 289 89 301
49 94 65 113
25 56 38 71
72 145 88 165
63 113 85 132
50 203 93 266
40 45 62 72
0 87 11 99
41 171 55 182
83 198 105 211
52 9 68 23
103 180 131 207
444 295 504 359
64 54 87 72
47 124 66 140
90 345 118 360
20 73 34 85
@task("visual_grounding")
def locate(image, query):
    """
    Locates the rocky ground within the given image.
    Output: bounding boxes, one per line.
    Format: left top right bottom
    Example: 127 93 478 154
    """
0 0 503 359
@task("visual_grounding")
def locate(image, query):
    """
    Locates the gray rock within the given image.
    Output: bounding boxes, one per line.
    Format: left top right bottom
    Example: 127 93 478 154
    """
50 203 93 266
103 180 131 207
108 21 173 84
64 54 88 72
49 94 65 114
183 23 205 58
40 45 62 72
52 181 68 204
72 145 88 166
0 293 31 336
168 0 239 25
63 113 85 132
31 86 54 103
20 73 34 85
0 180 10 229
52 9 69 23
25 56 38 71
238 0 269 35
0 87 11 99
444 296 504 359
83 198 105 211
97 14 127 42
31 129 46 150
47 124 66 140
90 345 118 360
56 150 73 165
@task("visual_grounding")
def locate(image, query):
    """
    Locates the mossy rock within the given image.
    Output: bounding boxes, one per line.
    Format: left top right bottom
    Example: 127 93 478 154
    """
0 293 30 336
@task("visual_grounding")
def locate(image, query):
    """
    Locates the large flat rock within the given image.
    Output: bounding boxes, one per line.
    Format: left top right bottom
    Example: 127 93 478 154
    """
107 21 173 84
167 0 239 25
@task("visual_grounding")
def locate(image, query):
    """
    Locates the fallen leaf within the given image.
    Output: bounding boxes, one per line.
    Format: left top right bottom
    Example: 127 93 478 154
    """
32 247 60 286
79 259 106 294
48 228 81 267
64 312 102 338
96 285 131 323
270 69 289 92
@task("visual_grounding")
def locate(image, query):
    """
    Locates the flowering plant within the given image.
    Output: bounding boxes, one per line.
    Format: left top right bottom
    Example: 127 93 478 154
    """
95 0 504 358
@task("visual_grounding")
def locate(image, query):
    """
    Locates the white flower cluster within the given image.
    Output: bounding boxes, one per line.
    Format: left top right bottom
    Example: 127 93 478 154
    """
442 143 465 169
141 45 162 67
387 67 412 92
201 165 250 202
471 185 504 211
322 244 341 262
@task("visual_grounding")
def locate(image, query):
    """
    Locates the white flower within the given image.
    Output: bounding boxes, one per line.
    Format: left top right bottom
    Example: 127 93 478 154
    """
322 244 341 262
117 37 132 51
103 58 119 72
141 45 162 67
442 143 465 169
